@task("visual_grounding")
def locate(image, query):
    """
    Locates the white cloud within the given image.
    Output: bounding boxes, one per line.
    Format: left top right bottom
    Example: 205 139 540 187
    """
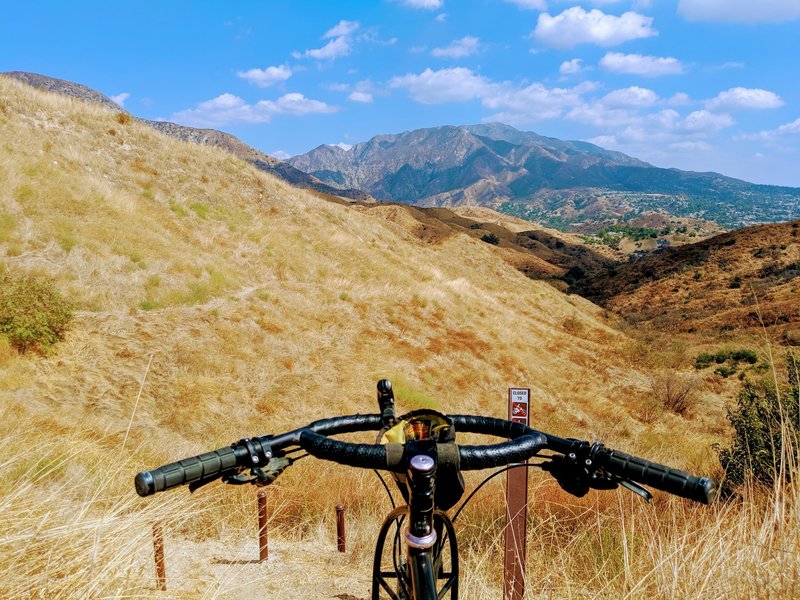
293 20 361 61
559 58 583 75
667 92 691 105
171 94 270 126
295 36 352 60
600 52 684 76
773 118 800 135
482 81 596 124
678 0 800 23
260 93 337 116
237 65 292 88
391 67 596 123
269 150 292 160
324 20 360 38
171 93 336 127
324 82 351 92
706 87 784 111
501 0 547 9
401 0 443 9
347 80 376 103
532 7 656 49
567 102 649 130
436 13 447 21
738 117 800 141
668 141 712 152
681 110 733 132
602 86 659 107
349 91 374 103
431 36 480 58
110 92 130 107
389 67 494 103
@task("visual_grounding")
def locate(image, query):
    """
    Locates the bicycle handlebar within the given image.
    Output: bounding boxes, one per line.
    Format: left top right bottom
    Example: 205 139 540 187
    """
134 445 240 497
603 449 715 504
134 413 715 504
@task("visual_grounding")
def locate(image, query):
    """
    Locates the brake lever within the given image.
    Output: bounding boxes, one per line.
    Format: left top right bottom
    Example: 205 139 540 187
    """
618 479 653 502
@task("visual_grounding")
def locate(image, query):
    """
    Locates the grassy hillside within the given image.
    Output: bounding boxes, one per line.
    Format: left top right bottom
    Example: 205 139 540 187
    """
1 75 797 599
576 221 800 342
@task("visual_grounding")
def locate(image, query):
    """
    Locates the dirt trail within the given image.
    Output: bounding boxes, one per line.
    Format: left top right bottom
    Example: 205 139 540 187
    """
144 535 371 599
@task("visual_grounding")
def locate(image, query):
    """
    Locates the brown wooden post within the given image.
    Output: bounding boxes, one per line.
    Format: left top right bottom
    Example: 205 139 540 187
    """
152 523 166 591
258 490 269 562
336 504 346 553
504 388 531 600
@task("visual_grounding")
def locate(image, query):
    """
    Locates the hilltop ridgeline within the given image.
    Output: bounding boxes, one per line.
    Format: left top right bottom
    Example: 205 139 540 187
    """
2 71 371 202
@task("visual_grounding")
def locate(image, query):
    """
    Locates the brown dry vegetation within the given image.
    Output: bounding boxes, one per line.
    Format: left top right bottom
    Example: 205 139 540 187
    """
1 75 798 598
578 222 800 341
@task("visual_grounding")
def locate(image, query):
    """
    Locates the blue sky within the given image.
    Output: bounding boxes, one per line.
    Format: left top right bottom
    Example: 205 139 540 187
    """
2 0 800 186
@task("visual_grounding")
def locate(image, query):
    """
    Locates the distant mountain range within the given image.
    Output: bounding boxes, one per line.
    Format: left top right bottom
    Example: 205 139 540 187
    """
2 71 370 201
289 123 800 231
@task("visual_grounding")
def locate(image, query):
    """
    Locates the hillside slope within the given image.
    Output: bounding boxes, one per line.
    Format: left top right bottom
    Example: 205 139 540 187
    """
0 74 738 598
2 71 371 201
575 221 800 339
1 73 666 438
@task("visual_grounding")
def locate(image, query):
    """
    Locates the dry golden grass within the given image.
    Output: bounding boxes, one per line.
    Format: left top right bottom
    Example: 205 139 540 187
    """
2 74 799 598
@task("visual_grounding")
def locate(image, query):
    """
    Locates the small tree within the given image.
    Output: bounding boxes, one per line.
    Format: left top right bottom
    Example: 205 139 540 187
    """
480 232 500 245
717 353 800 487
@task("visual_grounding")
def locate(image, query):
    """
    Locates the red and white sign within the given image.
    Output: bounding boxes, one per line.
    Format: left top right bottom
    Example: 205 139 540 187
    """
508 388 530 425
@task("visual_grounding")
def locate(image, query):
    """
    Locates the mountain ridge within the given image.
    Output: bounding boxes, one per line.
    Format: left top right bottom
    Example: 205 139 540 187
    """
289 123 800 230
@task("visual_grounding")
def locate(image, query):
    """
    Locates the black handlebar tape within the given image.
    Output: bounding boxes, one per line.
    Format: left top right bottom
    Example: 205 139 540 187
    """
450 415 533 438
451 415 576 453
134 446 240 497
269 414 383 449
459 433 548 470
298 429 388 469
605 450 717 504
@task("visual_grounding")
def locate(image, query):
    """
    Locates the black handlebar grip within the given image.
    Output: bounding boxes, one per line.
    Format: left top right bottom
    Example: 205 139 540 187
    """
459 433 547 470
135 446 239 497
298 430 388 470
605 450 716 504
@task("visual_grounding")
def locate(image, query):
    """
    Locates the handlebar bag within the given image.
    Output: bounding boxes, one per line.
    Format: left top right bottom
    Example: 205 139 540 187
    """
379 409 464 510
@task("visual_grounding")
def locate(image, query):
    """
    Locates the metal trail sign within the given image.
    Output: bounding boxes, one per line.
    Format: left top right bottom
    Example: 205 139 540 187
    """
504 387 530 600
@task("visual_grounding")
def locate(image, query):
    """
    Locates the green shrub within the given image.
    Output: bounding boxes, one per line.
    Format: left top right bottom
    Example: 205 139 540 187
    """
480 233 500 245
717 353 800 487
695 352 714 369
0 273 73 353
695 348 758 373
731 349 758 364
